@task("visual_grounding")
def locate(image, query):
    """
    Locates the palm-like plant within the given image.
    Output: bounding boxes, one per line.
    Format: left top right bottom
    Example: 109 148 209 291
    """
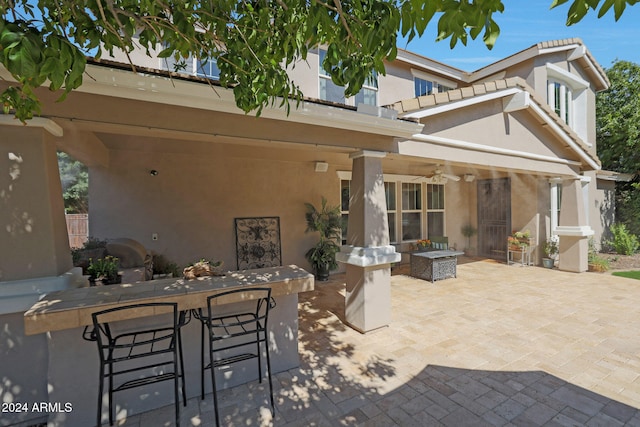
304 197 342 280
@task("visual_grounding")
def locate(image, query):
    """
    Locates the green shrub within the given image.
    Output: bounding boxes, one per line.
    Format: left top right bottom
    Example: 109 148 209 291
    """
152 253 180 277
609 223 639 255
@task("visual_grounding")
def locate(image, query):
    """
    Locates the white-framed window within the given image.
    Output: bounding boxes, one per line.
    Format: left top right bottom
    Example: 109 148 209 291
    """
411 69 456 97
340 180 351 244
548 80 572 126
340 177 445 244
426 184 445 237
414 78 453 97
549 179 562 233
545 63 589 142
401 182 422 241
196 58 221 79
385 181 397 243
162 55 220 80
319 49 377 106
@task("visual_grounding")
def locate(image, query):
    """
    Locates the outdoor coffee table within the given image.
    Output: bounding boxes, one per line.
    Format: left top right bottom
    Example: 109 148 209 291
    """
410 250 464 282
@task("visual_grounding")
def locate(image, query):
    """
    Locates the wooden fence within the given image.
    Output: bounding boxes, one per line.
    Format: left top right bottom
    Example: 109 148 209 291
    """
66 213 88 249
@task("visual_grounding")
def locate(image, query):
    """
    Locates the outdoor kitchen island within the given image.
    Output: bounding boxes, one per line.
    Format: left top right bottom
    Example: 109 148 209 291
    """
23 265 314 427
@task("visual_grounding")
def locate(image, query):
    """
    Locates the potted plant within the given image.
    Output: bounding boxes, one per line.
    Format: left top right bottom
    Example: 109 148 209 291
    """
416 239 431 250
542 235 559 268
461 224 477 255
508 230 532 251
304 197 342 281
87 255 121 285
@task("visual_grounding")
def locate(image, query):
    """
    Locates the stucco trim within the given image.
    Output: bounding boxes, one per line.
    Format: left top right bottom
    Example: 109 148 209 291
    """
0 115 63 137
73 64 424 138
336 245 401 267
406 133 582 167
556 226 595 237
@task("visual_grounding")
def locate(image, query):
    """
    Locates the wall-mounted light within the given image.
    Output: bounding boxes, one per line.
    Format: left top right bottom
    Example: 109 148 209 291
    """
464 174 475 182
150 169 159 176
314 161 329 173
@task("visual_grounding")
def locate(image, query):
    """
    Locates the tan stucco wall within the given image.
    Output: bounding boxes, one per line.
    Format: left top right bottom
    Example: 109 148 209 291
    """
418 100 582 177
443 180 475 252
0 126 71 281
512 174 543 261
88 137 348 272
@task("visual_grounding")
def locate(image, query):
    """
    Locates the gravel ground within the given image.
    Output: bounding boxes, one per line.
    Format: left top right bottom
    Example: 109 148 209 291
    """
600 252 640 272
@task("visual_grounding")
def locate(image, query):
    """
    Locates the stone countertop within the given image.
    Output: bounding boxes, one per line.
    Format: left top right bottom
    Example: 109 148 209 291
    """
24 265 314 335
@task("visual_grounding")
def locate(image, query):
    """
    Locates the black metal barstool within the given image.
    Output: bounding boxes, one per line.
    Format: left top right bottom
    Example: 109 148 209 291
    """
195 287 276 426
84 302 188 427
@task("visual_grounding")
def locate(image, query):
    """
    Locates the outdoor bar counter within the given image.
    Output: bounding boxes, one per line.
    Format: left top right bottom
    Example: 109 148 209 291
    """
23 264 314 426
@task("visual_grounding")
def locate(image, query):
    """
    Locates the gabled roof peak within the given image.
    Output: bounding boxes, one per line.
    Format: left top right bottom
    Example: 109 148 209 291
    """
387 76 601 171
468 38 609 90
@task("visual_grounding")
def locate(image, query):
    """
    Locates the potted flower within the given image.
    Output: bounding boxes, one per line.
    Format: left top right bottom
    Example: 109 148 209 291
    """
416 239 431 250
542 235 559 268
304 197 342 281
87 256 121 285
508 230 532 251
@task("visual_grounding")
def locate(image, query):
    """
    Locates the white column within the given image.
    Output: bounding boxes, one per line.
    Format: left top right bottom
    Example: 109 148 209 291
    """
336 150 400 333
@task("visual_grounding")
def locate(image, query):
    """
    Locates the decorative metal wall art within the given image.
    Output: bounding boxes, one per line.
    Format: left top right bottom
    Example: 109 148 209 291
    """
234 217 282 270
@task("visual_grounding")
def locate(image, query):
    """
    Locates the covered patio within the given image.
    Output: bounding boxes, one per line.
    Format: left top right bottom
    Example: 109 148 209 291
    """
109 258 640 426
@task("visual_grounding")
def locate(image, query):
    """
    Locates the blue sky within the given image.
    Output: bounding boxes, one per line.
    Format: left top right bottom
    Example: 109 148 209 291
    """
399 1 640 71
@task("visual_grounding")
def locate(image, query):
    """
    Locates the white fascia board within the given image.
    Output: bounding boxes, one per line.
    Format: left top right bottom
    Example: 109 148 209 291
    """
567 45 586 61
469 49 537 82
471 43 581 84
410 69 459 89
579 55 609 90
395 52 467 82
38 64 424 139
528 102 600 171
546 63 589 89
538 44 581 56
406 133 583 167
400 88 522 120
280 102 423 138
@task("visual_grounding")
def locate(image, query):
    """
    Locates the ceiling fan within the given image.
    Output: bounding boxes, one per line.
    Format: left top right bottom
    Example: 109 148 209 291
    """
422 165 461 182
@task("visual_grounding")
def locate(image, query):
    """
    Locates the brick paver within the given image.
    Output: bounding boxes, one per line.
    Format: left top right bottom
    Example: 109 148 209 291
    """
114 258 640 426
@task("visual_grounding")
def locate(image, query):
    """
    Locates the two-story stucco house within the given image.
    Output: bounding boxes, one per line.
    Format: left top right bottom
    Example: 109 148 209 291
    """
0 38 614 426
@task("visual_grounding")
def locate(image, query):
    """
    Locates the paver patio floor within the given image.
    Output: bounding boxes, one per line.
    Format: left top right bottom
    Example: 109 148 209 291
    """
111 258 640 426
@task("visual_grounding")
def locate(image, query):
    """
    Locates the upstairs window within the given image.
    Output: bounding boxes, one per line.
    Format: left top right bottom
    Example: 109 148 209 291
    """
414 77 452 97
545 62 590 142
319 49 377 106
196 59 221 80
163 54 220 80
548 80 572 126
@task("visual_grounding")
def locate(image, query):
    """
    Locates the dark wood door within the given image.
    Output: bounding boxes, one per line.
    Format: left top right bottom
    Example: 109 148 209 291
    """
477 178 511 260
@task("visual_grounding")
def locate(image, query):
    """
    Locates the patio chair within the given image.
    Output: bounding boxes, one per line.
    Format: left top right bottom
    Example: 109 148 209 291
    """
194 287 276 426
85 302 188 427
